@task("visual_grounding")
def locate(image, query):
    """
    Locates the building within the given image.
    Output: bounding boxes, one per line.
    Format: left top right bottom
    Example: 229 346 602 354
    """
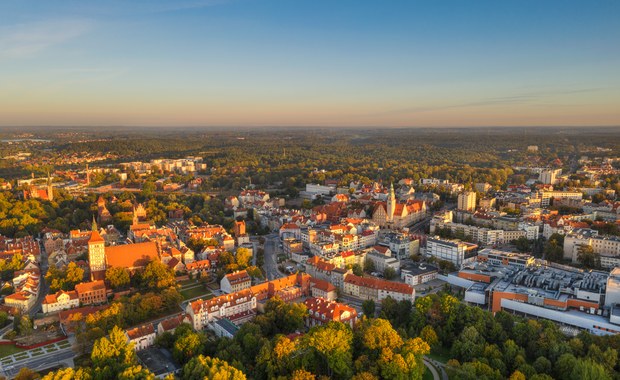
477 248 535 269
88 230 159 280
310 278 338 301
304 297 358 328
42 290 80 314
564 232 620 268
126 324 156 351
343 274 415 302
401 264 438 286
75 280 107 306
539 168 562 185
220 270 252 294
157 313 192 336
539 191 583 207
426 238 478 268
372 183 426 229
211 318 240 339
457 192 476 212
365 249 400 274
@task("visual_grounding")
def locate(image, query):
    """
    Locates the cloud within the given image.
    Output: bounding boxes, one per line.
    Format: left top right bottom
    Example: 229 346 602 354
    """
0 19 93 60
374 87 604 116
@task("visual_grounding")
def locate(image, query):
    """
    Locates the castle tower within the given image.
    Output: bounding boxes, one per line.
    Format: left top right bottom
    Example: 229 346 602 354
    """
88 230 106 279
387 182 396 222
86 164 90 186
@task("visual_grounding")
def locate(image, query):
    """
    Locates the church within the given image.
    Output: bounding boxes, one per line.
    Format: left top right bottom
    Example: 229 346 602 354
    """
372 183 427 229
88 230 159 280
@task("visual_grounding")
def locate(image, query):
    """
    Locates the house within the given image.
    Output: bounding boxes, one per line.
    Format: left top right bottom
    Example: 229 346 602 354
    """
42 290 80 314
157 313 193 336
343 274 415 302
310 278 338 301
126 324 156 351
304 297 358 328
220 270 252 294
75 280 107 306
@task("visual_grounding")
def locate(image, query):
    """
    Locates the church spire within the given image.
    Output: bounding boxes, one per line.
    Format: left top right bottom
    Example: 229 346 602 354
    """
92 215 98 231
387 182 396 222
46 171 53 202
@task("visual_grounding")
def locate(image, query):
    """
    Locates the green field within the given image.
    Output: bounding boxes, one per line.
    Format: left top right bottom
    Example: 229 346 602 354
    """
0 344 25 358
180 286 212 300
423 366 434 380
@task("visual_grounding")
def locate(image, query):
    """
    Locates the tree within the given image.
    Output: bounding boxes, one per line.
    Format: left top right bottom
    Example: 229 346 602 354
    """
302 322 353 379
513 237 531 253
544 234 565 262
235 247 252 269
173 332 205 364
91 326 139 379
42 368 92 380
419 325 438 349
362 299 376 318
576 245 601 269
383 267 396 280
105 267 130 289
14 368 40 380
45 262 85 292
363 258 376 273
139 260 176 290
351 264 364 276
182 355 246 380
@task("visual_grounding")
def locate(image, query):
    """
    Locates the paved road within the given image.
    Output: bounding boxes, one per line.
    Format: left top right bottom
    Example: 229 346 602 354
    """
263 235 283 281
425 358 449 380
2 347 74 379
423 358 440 380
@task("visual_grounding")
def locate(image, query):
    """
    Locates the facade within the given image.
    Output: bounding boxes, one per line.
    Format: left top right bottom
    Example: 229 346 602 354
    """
126 324 156 351
457 192 476 212
372 183 426 229
343 274 415 302
42 290 80 314
304 297 358 328
564 232 620 268
220 270 252 294
539 168 562 185
75 280 107 306
401 264 438 286
426 238 478 268
539 191 583 207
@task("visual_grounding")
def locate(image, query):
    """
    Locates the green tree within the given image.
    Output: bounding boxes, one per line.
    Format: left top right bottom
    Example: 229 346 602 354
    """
383 267 396 280
91 326 139 379
14 368 40 380
362 299 376 318
139 260 176 290
42 368 92 380
419 325 439 349
182 355 246 380
235 247 252 269
302 322 353 379
105 267 131 289
173 332 205 364
576 244 601 269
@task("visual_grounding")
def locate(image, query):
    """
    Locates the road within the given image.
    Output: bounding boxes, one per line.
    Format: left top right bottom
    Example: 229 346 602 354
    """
423 358 441 380
29 239 50 318
263 235 283 281
2 347 74 379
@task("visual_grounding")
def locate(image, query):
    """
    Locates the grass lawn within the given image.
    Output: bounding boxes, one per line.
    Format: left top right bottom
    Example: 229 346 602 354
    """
423 366 434 380
428 347 451 364
180 286 212 300
0 344 24 358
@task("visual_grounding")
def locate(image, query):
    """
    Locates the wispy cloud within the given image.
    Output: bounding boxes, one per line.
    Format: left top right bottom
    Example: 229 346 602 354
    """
374 87 604 116
0 19 93 60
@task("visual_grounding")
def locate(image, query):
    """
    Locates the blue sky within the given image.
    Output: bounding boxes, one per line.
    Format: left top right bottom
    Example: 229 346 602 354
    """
0 0 619 127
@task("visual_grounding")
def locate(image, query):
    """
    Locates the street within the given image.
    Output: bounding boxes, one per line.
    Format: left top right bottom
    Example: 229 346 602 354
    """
1 344 74 379
263 234 283 281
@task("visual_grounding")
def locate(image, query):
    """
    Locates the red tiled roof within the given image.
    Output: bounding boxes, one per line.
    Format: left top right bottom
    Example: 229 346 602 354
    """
344 274 413 295
105 242 158 269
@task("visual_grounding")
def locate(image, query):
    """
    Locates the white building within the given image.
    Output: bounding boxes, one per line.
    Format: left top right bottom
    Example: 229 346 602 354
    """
426 238 478 268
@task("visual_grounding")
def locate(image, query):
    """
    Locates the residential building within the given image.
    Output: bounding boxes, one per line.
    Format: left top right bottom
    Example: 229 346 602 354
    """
401 264 438 286
304 297 358 328
75 280 107 305
126 324 156 351
220 270 252 294
343 274 415 302
42 290 80 314
457 192 476 212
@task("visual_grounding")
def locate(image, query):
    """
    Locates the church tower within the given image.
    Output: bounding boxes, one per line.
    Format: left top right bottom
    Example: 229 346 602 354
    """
387 183 396 222
88 230 106 279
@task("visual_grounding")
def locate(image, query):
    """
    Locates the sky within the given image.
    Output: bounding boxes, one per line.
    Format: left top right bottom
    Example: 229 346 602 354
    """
0 0 619 127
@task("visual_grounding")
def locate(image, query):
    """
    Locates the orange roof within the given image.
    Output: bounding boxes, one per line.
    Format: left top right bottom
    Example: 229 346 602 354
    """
344 274 413 295
304 297 357 323
88 230 105 243
105 242 159 269
126 324 155 340
311 278 337 293
225 270 251 285
43 290 78 305
75 280 106 294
